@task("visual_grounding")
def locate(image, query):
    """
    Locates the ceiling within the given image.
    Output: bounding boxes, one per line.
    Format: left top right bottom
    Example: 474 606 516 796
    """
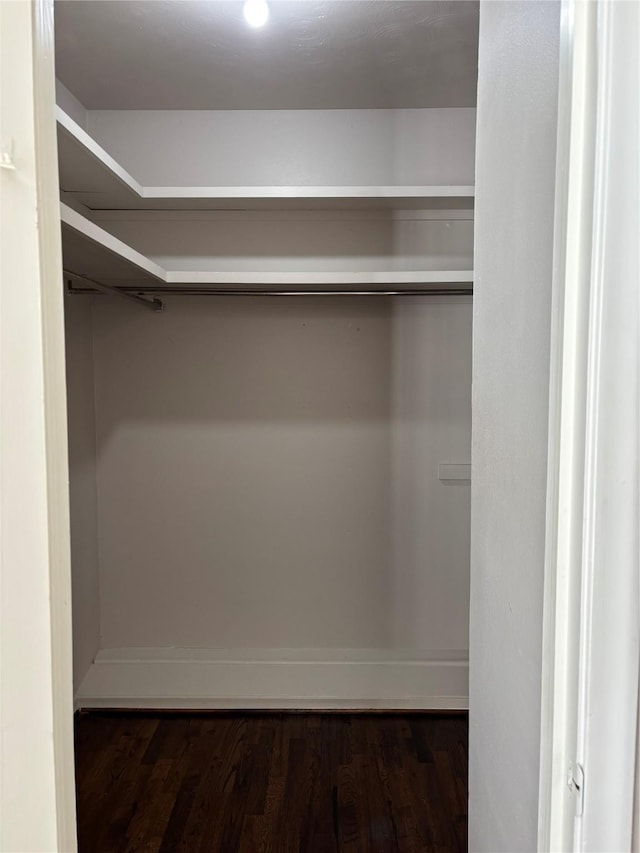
54 1 479 111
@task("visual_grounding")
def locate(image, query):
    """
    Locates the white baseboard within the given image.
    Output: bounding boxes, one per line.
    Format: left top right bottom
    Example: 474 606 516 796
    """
75 647 469 711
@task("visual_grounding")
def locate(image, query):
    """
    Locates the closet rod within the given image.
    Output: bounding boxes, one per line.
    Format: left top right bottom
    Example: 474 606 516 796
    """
66 284 473 298
64 271 165 312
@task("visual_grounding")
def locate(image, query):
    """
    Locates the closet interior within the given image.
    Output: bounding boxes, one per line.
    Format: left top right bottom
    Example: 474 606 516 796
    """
57 0 476 711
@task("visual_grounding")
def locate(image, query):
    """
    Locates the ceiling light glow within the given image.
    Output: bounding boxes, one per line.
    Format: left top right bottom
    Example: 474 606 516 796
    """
243 0 269 28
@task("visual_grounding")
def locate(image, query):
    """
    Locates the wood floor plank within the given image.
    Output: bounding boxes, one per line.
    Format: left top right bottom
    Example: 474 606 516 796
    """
243 773 286 853
301 719 339 853
171 717 237 853
76 717 159 852
122 759 173 853
194 717 251 853
336 762 365 853
75 712 468 853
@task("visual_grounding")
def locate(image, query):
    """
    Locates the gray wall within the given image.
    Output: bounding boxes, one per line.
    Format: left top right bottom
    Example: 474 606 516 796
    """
86 296 471 654
87 108 476 187
65 295 100 690
469 1 560 849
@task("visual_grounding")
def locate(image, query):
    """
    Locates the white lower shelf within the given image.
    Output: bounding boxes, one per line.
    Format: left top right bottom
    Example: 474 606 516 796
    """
75 647 470 711
61 203 474 293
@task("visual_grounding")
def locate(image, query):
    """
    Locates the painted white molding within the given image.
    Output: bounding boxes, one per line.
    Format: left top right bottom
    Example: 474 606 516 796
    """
573 1 639 848
32 4 77 850
0 1 76 850
539 1 640 850
538 2 593 845
75 648 469 711
57 105 475 212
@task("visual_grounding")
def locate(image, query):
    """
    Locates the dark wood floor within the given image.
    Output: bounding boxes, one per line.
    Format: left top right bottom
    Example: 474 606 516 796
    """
75 712 468 853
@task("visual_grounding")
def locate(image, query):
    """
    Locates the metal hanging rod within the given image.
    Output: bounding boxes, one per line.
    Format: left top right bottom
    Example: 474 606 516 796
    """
64 271 165 312
66 282 473 301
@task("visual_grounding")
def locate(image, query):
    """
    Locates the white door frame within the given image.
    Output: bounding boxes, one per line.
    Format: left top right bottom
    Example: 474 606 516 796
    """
538 0 639 849
33 0 78 847
1 0 76 850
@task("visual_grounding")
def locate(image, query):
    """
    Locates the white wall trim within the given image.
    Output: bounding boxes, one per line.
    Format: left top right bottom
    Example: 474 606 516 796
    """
75 648 469 711
33 1 78 847
538 1 595 847
0 1 76 850
573 1 639 848
539 0 640 849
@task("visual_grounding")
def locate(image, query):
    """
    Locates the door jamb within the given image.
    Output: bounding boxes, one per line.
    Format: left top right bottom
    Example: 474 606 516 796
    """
538 0 640 849
32 0 77 849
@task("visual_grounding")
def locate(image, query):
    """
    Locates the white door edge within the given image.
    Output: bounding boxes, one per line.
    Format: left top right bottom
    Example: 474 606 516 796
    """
32 1 78 849
538 1 640 850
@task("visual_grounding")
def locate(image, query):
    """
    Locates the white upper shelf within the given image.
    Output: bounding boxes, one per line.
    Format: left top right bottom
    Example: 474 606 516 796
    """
60 203 473 291
57 107 475 212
